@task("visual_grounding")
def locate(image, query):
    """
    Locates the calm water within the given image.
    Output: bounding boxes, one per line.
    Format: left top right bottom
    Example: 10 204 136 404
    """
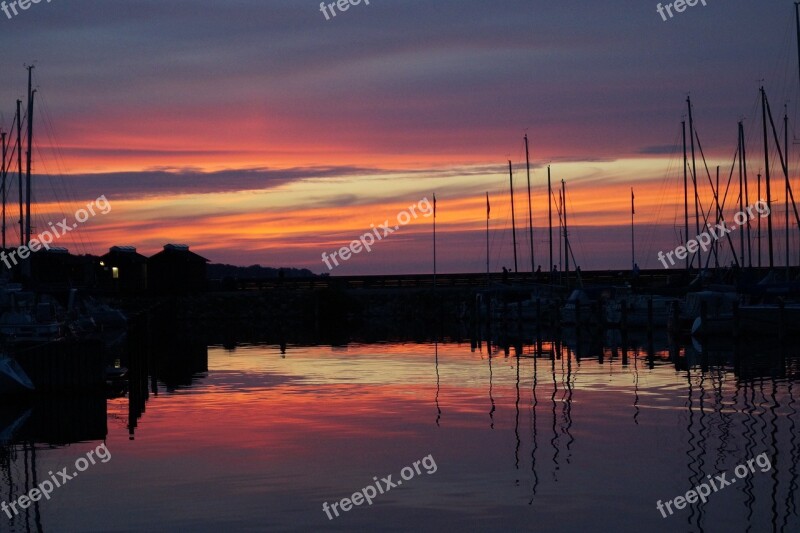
2 337 799 532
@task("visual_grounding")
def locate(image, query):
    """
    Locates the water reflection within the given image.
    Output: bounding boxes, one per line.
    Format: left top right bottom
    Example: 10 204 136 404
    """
434 342 441 427
1 394 107 533
479 329 800 532
0 311 208 532
1 317 799 531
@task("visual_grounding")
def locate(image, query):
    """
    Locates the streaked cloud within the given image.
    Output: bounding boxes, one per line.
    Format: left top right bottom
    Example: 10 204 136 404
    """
0 1 794 273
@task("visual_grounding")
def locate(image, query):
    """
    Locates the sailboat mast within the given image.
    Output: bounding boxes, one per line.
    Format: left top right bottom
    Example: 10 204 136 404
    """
524 134 535 274
16 99 22 248
761 87 775 269
738 122 744 267
795 1 800 265
683 120 689 270
433 193 437 288
558 188 563 274
1 130 6 250
25 65 34 248
508 160 518 273
741 122 752 268
631 187 635 270
764 94 800 270
786 108 790 275
687 96 700 268
548 165 553 281
562 179 569 278
716 166 721 268
796 2 800 89
486 192 490 283
758 172 762 268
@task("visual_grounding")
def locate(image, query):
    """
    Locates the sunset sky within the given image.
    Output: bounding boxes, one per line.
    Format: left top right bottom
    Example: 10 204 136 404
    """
1 0 799 274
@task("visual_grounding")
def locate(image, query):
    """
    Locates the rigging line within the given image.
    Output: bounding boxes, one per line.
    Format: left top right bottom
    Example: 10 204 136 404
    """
39 87 78 210
715 149 740 269
719 138 740 214
552 187 580 271
32 147 69 223
712 141 740 269
2 115 20 173
36 90 84 216
519 137 537 266
3 112 27 174
644 158 678 266
489 183 512 273
764 96 800 231
38 91 81 212
489 199 508 273
743 90 762 165
31 137 69 235
774 19 793 105
564 188 584 267
764 12 795 110
34 145 90 255
34 88 96 255
643 123 683 265
694 128 737 267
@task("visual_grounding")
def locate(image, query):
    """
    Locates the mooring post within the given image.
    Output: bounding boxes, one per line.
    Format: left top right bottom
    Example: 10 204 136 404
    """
536 298 542 355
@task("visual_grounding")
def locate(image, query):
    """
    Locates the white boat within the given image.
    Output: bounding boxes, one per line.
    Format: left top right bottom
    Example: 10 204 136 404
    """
671 290 739 335
0 355 35 394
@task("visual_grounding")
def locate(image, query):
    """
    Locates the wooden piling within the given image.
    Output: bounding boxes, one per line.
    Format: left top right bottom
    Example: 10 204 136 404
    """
536 298 542 355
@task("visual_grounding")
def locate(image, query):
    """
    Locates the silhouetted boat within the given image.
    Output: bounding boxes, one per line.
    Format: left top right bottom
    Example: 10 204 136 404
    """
605 293 678 329
669 290 738 335
0 284 63 343
692 302 800 337
561 287 618 326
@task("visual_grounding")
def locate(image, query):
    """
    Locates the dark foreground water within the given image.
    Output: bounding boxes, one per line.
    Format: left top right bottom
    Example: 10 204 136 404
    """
2 336 799 532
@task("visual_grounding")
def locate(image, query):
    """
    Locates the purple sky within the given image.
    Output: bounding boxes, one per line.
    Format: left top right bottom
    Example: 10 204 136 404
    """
0 1 798 273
